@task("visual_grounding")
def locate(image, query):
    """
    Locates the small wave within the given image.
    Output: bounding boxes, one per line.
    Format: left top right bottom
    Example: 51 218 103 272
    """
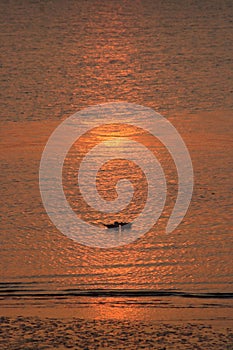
0 283 232 299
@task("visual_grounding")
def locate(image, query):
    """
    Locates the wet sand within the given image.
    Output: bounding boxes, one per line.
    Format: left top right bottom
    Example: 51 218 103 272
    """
1 316 232 350
1 294 233 349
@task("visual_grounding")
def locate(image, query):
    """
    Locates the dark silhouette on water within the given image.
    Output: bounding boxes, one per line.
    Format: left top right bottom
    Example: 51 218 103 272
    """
104 221 132 229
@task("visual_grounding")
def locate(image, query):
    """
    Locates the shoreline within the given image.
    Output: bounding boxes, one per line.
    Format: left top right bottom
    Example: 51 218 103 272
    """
1 110 233 348
1 295 233 326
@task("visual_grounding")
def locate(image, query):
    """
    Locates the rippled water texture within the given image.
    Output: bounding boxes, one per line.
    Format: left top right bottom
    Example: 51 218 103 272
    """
0 0 233 300
1 0 233 122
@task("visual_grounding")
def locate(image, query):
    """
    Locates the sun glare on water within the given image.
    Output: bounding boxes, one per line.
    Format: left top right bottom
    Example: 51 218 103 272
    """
104 136 126 148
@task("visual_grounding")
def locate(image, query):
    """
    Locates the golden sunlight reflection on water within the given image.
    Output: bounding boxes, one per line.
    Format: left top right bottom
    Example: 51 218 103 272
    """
63 121 175 229
0 0 232 297
1 111 232 294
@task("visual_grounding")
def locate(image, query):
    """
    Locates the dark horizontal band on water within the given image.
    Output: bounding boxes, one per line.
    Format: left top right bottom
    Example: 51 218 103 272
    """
0 288 232 299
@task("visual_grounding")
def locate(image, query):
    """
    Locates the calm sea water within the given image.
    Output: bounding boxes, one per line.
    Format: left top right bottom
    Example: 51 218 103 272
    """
0 0 233 310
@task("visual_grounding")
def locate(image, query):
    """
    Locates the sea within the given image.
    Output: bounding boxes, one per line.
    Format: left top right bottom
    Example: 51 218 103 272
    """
0 0 232 321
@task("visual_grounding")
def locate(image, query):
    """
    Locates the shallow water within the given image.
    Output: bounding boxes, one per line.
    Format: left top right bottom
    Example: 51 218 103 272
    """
0 0 233 312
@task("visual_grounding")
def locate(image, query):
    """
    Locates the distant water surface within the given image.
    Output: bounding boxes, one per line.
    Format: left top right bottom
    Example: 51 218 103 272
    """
0 0 233 310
